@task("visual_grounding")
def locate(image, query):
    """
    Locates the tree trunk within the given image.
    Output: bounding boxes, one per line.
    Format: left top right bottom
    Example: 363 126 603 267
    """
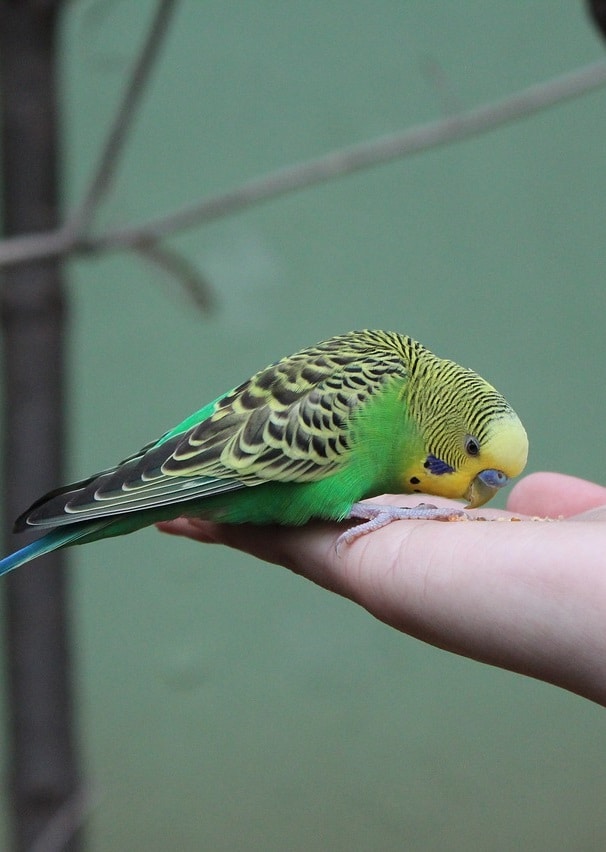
0 3 82 850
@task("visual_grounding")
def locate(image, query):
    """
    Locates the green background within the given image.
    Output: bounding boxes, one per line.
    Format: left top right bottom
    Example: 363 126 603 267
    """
3 1 606 849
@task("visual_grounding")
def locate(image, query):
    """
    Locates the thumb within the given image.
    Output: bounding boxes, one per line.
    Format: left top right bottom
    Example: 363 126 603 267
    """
508 472 606 518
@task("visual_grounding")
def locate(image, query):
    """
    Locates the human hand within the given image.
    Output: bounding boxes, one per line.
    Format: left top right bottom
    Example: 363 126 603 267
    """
157 473 606 706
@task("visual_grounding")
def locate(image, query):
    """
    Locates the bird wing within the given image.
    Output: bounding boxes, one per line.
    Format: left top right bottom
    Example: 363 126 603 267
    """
19 332 406 528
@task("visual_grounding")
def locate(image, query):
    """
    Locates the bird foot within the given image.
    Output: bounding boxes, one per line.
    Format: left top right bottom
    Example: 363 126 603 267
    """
337 501 468 550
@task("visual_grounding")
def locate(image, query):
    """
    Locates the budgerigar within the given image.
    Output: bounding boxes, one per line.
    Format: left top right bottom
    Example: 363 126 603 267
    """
0 330 528 575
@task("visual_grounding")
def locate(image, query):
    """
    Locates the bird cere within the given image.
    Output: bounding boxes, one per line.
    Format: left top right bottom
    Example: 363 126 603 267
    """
0 330 528 575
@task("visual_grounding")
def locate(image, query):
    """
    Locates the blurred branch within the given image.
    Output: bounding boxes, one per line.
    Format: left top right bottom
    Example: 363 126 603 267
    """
64 0 179 240
1 58 606 270
420 56 463 117
88 59 606 248
135 241 215 311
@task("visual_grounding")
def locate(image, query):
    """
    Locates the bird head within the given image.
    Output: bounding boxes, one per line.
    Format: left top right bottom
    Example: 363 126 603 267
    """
402 355 528 507
460 414 529 507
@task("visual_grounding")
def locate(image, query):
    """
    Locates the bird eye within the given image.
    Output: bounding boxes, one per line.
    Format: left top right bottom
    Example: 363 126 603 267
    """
464 435 480 456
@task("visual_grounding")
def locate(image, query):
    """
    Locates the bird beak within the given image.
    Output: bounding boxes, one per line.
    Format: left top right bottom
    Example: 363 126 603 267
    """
465 469 509 509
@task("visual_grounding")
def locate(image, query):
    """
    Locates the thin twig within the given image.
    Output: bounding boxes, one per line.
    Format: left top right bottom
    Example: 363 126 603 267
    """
135 241 215 311
1 58 605 268
92 58 606 249
420 56 463 117
63 0 179 240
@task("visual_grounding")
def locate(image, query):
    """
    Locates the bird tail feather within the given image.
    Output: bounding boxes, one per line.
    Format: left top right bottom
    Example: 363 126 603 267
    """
0 521 112 578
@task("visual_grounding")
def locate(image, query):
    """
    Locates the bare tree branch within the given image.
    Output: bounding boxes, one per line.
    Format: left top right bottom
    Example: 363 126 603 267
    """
420 56 462 117
0 58 605 269
135 241 215 311
91 58 606 249
63 0 178 240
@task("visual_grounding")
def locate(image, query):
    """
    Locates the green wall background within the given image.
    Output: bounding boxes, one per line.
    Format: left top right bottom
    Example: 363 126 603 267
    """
2 2 606 849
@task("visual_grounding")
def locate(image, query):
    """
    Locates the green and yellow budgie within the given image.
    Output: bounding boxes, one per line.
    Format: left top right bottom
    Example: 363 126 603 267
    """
0 330 528 575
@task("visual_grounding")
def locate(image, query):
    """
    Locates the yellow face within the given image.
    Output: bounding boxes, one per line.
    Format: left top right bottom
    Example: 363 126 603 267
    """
401 412 529 507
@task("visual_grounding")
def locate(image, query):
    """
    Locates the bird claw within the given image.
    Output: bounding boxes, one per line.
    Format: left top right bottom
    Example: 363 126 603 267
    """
336 501 468 552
